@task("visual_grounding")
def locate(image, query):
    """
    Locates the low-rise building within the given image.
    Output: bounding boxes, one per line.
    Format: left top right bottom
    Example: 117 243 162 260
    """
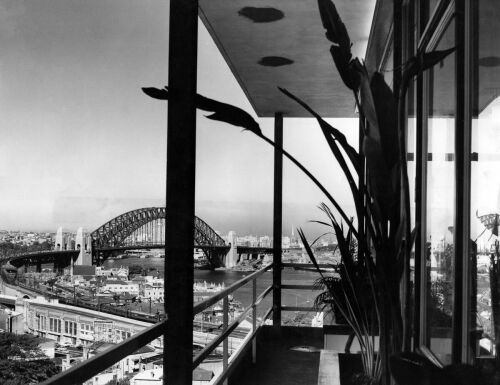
24 299 157 347
74 342 159 385
130 368 163 385
100 280 139 296
95 266 129 279
143 282 163 302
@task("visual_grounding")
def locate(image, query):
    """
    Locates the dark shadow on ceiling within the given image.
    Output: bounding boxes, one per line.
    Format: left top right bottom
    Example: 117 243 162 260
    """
479 56 500 67
258 56 294 67
238 7 284 23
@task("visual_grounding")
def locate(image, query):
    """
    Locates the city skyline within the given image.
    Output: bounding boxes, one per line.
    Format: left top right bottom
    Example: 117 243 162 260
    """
0 203 339 241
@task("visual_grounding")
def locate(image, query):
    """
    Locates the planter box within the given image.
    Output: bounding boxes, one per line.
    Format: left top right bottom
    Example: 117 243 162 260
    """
321 315 377 384
318 350 364 385
324 323 379 353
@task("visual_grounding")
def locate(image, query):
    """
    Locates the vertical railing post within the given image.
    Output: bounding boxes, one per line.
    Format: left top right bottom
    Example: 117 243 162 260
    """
252 278 257 364
164 0 198 384
273 112 283 330
223 296 229 385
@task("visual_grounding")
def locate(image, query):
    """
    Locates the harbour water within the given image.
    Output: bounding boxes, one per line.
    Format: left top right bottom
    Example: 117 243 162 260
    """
103 257 322 323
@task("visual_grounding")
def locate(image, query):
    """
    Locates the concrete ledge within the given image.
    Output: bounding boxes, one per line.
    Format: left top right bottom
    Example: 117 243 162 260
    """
318 350 340 385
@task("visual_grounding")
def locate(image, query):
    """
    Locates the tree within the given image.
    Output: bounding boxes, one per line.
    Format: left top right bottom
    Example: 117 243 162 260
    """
128 264 144 276
46 278 57 289
0 333 59 384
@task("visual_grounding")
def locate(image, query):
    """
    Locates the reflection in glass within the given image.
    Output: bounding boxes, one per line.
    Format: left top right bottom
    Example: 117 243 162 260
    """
425 17 455 364
471 0 500 361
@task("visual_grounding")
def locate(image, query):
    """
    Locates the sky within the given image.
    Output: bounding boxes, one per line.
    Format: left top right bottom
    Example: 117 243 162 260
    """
0 0 361 237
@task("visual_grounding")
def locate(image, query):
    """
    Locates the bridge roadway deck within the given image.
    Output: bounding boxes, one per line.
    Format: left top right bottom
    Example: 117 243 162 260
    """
6 250 80 268
3 245 275 271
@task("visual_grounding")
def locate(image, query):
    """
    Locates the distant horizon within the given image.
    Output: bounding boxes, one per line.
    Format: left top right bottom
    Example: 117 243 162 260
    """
0 199 354 239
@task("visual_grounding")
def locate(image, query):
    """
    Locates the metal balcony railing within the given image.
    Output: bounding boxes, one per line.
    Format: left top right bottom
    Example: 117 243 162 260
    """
40 263 274 385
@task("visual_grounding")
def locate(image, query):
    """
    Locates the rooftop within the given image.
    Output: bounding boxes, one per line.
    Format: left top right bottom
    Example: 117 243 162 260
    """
103 280 129 285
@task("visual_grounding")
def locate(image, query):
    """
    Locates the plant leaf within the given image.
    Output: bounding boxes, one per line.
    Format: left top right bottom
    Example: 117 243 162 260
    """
420 47 456 71
317 0 360 90
297 228 326 282
310 232 333 247
278 87 361 172
317 0 351 61
356 69 400 226
330 47 360 91
277 86 363 224
142 87 169 100
142 86 262 136
363 136 396 225
257 134 357 236
356 66 379 138
402 47 456 90
309 220 333 228
370 72 399 169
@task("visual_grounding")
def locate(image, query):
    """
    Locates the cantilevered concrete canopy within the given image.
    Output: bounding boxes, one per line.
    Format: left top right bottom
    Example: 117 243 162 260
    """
199 0 376 118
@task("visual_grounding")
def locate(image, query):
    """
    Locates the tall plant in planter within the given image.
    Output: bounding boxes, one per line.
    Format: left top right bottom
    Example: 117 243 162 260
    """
143 1 453 383
283 1 453 382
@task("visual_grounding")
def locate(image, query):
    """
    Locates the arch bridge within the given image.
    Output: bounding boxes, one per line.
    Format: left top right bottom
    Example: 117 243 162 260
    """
90 207 230 268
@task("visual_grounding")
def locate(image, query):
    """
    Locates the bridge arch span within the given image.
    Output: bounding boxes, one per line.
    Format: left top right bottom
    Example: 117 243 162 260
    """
90 207 229 267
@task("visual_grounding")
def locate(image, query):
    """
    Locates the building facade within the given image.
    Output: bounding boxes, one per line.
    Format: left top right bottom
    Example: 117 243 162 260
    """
23 299 156 347
100 280 139 296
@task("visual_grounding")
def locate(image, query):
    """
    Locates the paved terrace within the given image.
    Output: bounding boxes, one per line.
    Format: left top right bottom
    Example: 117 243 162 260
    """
230 326 323 385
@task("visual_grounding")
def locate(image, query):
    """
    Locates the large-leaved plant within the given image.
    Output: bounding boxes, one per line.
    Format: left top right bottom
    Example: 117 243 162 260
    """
143 1 454 383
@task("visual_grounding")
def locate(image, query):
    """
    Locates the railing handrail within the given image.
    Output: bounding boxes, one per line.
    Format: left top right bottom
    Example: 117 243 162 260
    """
192 283 273 367
193 263 272 314
33 263 274 385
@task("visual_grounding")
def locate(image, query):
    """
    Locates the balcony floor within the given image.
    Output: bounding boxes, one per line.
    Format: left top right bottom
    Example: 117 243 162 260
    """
229 326 323 385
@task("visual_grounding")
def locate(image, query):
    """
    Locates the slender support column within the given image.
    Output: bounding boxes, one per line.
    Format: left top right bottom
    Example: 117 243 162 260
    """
272 112 283 329
453 0 472 364
164 0 198 383
414 0 428 348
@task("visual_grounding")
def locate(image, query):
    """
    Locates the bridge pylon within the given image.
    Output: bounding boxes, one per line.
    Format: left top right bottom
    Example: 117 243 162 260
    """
55 227 65 250
75 227 92 266
225 231 239 268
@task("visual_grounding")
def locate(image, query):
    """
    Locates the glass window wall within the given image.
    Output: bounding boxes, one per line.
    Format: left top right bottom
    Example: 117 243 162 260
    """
470 0 500 364
424 15 456 365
